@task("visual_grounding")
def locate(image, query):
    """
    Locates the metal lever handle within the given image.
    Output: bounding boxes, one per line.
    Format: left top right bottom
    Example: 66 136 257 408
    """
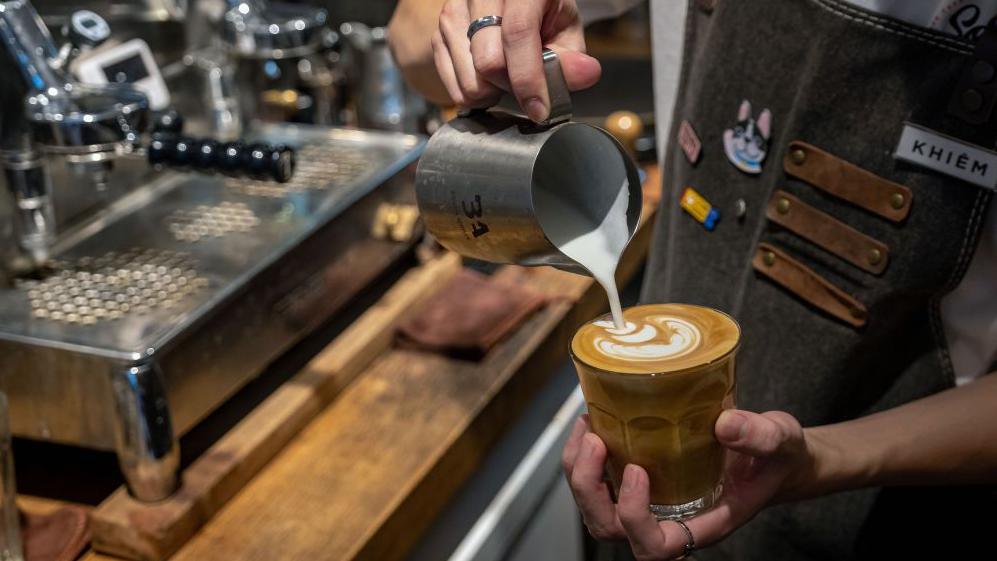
541 49 572 125
488 48 573 126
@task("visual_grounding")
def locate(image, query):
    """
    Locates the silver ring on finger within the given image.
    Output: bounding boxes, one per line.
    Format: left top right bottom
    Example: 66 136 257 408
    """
467 15 502 39
672 519 696 560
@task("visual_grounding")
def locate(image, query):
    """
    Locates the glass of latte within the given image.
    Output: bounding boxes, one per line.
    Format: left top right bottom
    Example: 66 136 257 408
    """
570 303 740 520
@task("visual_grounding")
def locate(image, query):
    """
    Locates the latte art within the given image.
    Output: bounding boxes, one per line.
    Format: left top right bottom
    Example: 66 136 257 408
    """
572 304 740 375
592 317 702 361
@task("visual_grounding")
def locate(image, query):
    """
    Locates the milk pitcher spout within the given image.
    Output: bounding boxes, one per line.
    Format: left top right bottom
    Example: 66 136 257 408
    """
414 50 642 274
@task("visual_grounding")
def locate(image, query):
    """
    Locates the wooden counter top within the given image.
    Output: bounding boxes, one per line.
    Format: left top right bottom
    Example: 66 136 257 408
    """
83 167 662 561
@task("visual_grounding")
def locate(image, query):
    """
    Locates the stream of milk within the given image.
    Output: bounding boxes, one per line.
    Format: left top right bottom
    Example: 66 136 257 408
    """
536 178 631 329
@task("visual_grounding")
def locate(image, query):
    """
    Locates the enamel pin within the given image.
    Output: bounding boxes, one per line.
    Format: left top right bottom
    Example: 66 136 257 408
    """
678 120 702 165
723 100 772 174
680 186 720 231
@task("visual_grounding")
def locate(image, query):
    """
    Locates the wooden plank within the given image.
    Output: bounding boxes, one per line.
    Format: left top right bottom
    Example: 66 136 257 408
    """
89 253 463 561
168 289 579 561
165 171 661 561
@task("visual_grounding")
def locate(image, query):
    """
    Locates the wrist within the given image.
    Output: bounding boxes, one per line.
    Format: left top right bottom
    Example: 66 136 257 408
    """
792 424 880 499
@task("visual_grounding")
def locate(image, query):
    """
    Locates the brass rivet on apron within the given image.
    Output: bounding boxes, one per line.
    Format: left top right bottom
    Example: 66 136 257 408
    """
776 198 791 214
972 60 996 84
867 248 883 266
735 198 747 219
762 251 776 266
961 88 984 112
789 148 807 165
889 192 906 209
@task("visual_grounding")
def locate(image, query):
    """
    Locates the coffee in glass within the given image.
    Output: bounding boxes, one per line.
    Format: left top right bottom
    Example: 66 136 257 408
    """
570 303 739 520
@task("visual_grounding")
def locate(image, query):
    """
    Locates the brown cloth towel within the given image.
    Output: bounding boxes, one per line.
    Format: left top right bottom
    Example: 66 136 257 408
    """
397 268 545 360
20 506 90 561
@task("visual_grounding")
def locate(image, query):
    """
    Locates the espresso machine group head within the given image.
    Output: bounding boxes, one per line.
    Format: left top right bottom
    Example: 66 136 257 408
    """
0 0 294 273
211 0 340 127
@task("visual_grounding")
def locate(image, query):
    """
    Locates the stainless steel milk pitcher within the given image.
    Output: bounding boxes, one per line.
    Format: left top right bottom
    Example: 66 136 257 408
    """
414 50 642 273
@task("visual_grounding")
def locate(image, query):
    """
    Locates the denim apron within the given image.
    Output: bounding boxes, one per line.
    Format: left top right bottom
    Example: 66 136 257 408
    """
637 0 997 559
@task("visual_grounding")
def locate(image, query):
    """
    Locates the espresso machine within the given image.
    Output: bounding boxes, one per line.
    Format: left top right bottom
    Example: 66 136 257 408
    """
0 0 424 501
180 0 426 135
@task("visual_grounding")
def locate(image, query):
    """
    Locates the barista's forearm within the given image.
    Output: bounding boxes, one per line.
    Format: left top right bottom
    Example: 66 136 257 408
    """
387 0 452 105
803 372 997 496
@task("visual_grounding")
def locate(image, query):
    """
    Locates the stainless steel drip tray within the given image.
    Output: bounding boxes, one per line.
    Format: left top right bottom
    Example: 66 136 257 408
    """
0 125 423 359
0 124 425 451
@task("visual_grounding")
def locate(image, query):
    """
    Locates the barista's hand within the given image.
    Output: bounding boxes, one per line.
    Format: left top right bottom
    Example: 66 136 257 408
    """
562 411 823 560
433 0 601 120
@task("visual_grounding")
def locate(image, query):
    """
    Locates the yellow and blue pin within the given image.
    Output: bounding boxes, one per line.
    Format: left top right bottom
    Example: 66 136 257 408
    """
680 187 720 231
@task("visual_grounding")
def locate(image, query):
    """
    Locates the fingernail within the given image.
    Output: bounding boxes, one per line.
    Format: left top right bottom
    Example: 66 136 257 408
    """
716 410 748 441
525 97 549 122
621 464 639 492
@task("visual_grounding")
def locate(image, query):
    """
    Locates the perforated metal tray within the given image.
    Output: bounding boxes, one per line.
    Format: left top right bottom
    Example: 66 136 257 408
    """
0 125 422 360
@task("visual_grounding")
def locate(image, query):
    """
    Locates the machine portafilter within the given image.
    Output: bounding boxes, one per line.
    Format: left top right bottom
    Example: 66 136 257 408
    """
0 0 294 272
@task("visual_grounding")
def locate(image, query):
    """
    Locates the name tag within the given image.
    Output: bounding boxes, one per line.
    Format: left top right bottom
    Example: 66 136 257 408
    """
894 123 997 190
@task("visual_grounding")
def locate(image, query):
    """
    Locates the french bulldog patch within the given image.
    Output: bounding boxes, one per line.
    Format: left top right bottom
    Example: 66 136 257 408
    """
723 100 772 175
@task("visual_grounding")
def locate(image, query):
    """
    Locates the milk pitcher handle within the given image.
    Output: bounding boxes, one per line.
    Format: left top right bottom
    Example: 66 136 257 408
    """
476 48 573 126
539 49 573 125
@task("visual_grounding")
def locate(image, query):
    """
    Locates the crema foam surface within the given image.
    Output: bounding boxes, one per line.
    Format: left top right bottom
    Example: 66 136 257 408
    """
571 304 740 374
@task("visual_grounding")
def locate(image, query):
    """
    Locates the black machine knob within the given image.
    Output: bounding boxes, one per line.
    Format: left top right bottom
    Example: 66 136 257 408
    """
151 109 185 135
192 139 221 172
243 143 296 183
148 134 296 183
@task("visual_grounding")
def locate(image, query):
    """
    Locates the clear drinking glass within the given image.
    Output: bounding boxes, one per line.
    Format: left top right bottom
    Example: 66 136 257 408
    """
571 305 739 520
0 393 23 561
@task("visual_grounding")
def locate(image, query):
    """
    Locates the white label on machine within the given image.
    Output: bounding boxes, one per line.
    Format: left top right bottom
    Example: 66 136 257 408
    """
73 38 171 111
